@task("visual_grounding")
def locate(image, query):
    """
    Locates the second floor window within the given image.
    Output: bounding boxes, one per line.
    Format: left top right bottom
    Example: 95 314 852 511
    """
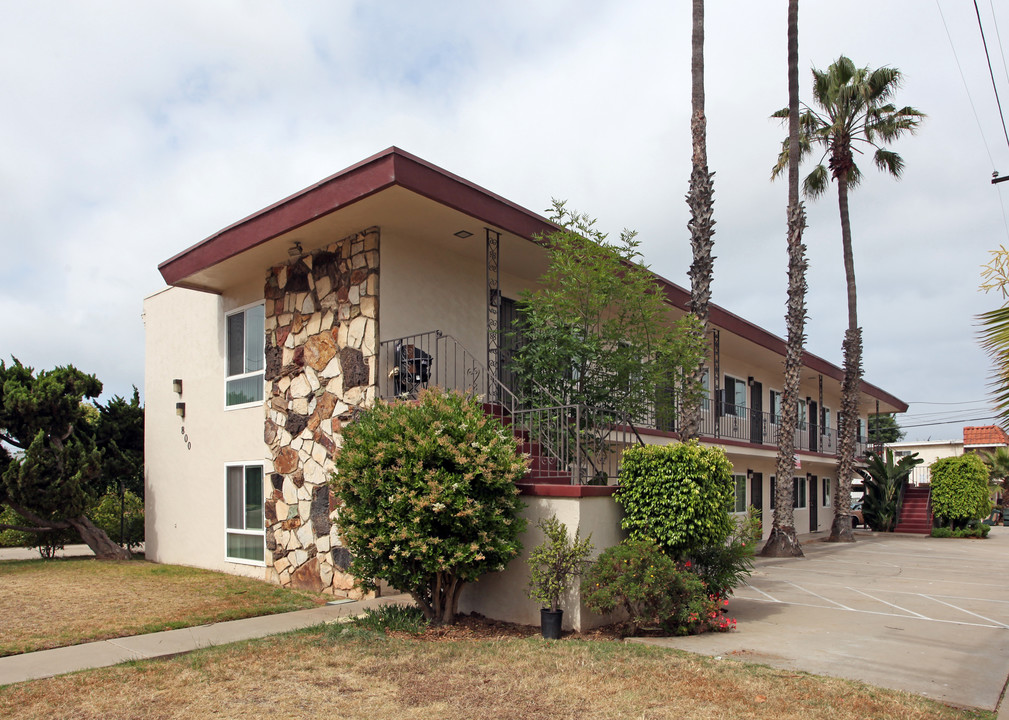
724 375 746 417
769 390 781 424
226 304 265 407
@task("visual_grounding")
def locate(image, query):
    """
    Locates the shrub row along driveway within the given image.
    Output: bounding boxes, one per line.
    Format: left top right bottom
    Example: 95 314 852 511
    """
633 528 1009 712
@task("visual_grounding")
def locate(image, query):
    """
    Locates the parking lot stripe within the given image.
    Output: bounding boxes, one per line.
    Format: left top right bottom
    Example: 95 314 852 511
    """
849 588 930 619
921 595 1009 628
782 580 855 610
745 584 780 602
739 595 1006 629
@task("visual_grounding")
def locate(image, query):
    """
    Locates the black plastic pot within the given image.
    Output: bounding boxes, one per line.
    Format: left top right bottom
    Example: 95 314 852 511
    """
540 608 563 639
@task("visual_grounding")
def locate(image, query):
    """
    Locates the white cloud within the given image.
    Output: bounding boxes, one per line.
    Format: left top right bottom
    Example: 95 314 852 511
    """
0 0 1004 440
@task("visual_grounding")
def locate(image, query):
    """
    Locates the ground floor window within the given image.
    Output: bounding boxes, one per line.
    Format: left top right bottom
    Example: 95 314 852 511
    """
822 477 831 507
792 476 807 509
226 464 264 564
732 474 747 513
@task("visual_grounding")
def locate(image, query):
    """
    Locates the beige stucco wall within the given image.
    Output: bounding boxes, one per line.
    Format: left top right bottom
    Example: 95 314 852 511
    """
143 285 269 579
379 229 543 394
458 495 626 632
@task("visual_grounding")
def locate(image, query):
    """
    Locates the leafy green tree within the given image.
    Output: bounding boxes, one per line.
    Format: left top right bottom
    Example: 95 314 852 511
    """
682 0 716 442
525 516 593 613
512 201 705 425
94 388 144 498
330 388 527 625
0 358 130 559
859 449 922 531
773 55 924 543
762 0 806 558
930 454 991 530
868 413 905 445
616 441 734 558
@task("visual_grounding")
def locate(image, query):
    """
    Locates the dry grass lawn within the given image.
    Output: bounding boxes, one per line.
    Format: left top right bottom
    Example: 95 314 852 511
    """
0 625 992 720
0 557 322 656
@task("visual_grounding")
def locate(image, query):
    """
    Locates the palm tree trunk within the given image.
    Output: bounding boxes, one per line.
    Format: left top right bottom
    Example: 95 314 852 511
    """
761 0 804 557
683 0 715 441
829 173 860 542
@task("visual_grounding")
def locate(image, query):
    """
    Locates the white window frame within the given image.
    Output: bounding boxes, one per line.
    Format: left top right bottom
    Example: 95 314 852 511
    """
225 302 266 410
769 389 781 425
792 476 807 509
822 477 831 507
822 407 831 433
225 462 266 566
724 374 746 418
731 473 747 513
796 399 807 431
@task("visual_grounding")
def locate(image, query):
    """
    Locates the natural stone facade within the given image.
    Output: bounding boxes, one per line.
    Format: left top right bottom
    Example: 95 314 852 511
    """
262 228 378 596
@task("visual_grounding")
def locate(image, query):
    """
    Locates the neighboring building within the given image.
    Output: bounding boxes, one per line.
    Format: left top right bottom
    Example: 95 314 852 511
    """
886 425 1009 485
144 147 907 629
963 425 1009 455
885 439 964 486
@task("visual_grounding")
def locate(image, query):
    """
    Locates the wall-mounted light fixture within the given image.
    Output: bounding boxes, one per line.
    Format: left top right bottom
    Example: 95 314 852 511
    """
454 230 474 239
176 402 186 419
746 468 754 480
172 378 183 394
288 240 303 257
747 376 754 387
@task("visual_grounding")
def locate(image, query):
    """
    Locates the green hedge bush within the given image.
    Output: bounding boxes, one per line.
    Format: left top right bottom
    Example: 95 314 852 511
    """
331 388 527 625
616 441 734 558
581 538 733 636
930 454 991 530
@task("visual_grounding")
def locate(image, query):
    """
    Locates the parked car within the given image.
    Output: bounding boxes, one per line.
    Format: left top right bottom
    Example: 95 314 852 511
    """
851 501 864 528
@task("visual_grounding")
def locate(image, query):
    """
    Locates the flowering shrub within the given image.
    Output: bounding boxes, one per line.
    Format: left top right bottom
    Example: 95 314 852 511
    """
581 538 735 635
330 388 528 625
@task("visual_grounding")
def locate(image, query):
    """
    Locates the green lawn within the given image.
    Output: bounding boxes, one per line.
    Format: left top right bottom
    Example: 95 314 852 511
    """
0 623 991 720
0 557 323 656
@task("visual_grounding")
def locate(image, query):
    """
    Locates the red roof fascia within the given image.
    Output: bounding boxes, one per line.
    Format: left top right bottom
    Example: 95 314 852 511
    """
156 147 907 413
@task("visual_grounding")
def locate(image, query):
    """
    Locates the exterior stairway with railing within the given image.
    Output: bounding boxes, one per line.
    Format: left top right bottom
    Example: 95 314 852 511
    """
378 330 642 485
895 485 932 534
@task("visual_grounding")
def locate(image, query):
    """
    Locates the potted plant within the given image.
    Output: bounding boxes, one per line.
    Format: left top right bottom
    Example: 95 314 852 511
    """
526 515 593 639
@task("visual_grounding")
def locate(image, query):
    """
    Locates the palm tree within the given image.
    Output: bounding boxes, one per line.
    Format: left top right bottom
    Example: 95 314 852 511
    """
761 0 804 557
981 446 1009 512
978 250 1009 429
681 0 715 442
859 449 923 532
772 56 924 542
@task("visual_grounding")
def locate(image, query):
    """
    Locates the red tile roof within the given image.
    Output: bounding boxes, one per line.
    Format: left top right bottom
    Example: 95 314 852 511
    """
963 425 1009 446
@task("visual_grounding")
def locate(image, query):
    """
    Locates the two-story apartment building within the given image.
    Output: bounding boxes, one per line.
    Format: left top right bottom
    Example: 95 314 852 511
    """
144 147 906 628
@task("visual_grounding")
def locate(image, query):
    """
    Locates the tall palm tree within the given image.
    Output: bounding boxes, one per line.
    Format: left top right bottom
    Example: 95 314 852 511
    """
772 56 924 542
761 0 804 557
681 0 715 442
978 249 1009 429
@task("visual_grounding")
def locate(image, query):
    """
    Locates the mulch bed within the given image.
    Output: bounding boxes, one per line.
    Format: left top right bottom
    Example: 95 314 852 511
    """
401 613 626 642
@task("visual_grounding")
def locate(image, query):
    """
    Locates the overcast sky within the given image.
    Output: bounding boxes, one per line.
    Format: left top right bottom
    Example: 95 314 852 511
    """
1 1 1006 441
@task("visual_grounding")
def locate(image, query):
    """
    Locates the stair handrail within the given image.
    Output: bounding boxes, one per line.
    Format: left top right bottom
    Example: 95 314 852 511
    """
379 330 643 484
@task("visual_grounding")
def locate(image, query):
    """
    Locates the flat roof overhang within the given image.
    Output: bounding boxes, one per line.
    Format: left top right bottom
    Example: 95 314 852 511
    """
157 146 907 414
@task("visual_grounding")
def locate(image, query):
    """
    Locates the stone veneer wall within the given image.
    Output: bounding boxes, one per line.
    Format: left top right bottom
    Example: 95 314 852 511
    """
262 227 378 596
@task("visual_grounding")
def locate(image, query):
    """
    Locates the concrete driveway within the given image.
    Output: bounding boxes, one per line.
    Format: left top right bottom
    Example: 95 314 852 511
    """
633 527 1009 713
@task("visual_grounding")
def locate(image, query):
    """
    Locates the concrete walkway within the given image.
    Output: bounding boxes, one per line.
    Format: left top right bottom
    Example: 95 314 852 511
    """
632 527 1009 716
0 593 410 686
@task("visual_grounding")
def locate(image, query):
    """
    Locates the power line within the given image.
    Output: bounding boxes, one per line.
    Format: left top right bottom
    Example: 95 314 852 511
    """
974 0 1009 151
938 0 997 168
904 399 989 405
900 415 999 429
